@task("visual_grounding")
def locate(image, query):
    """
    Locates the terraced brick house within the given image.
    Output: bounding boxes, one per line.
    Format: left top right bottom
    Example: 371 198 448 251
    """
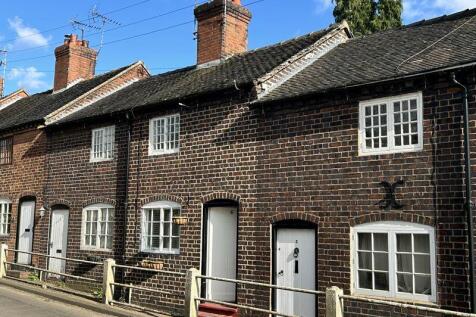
2 1 476 317
0 34 148 273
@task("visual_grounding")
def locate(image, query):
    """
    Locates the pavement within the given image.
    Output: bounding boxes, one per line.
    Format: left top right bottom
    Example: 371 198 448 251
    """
0 278 167 317
0 283 111 317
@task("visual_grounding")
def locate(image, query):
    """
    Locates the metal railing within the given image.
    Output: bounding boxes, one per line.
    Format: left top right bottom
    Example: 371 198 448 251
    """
6 249 102 283
340 294 476 317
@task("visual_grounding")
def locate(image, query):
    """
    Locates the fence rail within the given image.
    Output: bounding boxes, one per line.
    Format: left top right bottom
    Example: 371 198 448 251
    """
2 244 476 317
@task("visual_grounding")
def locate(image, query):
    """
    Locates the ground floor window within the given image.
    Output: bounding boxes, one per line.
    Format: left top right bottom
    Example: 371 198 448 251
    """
352 221 436 302
141 201 180 254
0 199 11 235
81 204 114 251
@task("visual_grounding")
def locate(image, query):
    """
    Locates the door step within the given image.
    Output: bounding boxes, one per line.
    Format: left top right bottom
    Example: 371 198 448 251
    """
6 270 30 279
198 303 239 317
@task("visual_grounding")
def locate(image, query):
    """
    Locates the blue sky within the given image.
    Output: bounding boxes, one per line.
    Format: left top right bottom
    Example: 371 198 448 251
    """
1 0 476 95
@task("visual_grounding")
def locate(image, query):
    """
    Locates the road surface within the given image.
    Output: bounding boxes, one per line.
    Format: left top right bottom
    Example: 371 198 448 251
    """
0 284 112 317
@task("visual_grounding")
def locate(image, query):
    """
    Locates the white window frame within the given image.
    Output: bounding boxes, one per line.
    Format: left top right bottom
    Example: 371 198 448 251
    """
141 201 181 254
359 92 424 156
148 114 180 156
0 199 11 236
90 125 115 162
80 203 114 251
352 221 436 303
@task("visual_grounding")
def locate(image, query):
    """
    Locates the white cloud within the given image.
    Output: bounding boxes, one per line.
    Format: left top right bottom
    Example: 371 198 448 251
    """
7 67 49 91
313 0 333 15
7 16 51 50
403 0 476 22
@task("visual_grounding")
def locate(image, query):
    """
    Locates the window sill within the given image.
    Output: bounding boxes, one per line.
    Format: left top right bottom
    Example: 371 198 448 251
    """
351 292 437 306
141 249 180 255
148 149 180 157
80 247 113 252
89 158 114 163
358 145 423 157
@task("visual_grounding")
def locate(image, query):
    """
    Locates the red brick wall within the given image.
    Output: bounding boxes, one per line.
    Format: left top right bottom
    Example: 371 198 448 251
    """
36 67 476 316
0 129 48 267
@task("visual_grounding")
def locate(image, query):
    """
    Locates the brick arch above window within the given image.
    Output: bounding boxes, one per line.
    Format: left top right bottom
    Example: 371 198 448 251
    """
140 194 185 208
201 192 241 204
269 212 320 225
49 199 72 209
82 197 117 208
350 212 434 227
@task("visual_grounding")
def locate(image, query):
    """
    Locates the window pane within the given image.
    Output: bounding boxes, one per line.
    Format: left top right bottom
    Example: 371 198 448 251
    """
172 237 179 250
373 233 388 251
152 221 161 236
152 236 161 248
172 223 180 236
397 273 413 293
397 254 413 273
374 272 389 291
397 234 412 252
358 252 372 270
358 271 372 289
414 255 431 274
164 208 171 221
358 233 371 250
106 236 112 249
414 234 430 253
163 223 170 236
374 253 388 271
415 275 431 295
163 237 170 250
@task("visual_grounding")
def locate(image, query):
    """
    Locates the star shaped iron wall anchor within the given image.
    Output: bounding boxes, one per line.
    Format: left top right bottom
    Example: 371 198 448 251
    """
375 179 405 210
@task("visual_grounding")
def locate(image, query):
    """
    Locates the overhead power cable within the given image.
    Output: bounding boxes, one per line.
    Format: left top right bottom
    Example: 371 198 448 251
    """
7 0 267 65
9 1 207 54
0 0 153 46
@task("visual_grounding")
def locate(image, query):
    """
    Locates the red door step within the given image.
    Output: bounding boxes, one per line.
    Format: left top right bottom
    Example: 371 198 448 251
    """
198 303 239 317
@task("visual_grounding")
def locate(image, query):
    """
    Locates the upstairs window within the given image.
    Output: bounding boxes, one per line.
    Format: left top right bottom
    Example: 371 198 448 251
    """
149 114 180 155
141 201 181 254
352 222 436 302
81 204 114 251
90 126 115 162
0 137 13 165
0 199 11 235
359 92 423 155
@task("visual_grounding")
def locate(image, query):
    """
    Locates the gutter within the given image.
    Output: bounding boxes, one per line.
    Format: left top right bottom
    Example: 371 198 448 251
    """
452 73 476 313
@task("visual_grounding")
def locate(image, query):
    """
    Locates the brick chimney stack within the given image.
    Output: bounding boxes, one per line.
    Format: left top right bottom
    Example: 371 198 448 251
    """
194 0 252 65
53 34 97 91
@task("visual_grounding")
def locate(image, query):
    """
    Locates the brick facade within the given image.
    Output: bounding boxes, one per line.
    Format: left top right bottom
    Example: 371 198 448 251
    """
29 66 475 316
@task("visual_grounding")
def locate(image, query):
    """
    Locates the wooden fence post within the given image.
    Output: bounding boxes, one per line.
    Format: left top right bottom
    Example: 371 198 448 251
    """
102 258 116 305
184 268 200 317
0 244 7 279
326 286 344 317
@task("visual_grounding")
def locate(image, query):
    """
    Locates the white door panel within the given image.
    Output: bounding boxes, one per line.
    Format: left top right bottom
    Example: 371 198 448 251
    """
206 206 237 302
276 228 316 317
49 209 69 275
17 201 35 264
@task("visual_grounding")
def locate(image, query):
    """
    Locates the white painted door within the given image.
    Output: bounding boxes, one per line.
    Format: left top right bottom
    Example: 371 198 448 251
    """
49 209 69 274
276 228 316 317
206 206 237 302
17 201 35 264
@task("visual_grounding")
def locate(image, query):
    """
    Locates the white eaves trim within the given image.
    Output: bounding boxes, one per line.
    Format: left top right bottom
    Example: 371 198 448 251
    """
255 21 352 100
44 61 149 125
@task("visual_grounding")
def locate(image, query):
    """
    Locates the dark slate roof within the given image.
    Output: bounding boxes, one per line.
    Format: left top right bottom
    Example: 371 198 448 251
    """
261 8 476 102
54 26 337 124
0 66 129 132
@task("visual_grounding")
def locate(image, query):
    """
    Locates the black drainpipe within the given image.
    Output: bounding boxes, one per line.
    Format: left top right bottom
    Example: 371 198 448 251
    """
120 111 133 296
452 73 476 313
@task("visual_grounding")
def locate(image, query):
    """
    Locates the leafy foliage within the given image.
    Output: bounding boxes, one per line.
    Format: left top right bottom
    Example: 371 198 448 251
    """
333 0 402 35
